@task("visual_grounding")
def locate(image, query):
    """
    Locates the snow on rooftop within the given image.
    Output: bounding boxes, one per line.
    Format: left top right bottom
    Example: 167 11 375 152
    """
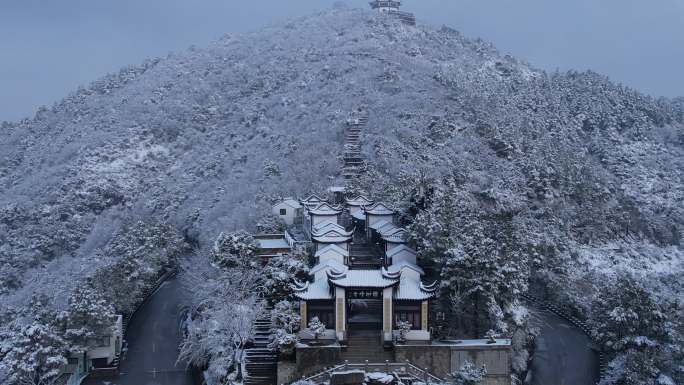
293 279 333 300
311 258 349 275
257 238 290 249
351 210 366 220
388 260 424 275
346 195 374 206
382 228 407 243
386 244 417 258
275 198 302 209
364 202 395 215
308 203 343 215
369 219 391 231
312 221 352 236
327 269 400 288
395 275 437 300
315 244 350 258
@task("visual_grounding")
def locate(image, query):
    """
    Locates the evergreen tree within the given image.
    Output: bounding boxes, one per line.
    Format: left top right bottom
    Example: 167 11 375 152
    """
591 272 674 384
258 255 309 305
0 322 68 385
439 213 529 337
59 283 117 353
211 231 258 269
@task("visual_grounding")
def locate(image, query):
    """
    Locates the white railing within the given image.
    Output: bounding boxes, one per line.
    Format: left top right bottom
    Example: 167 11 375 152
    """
284 230 295 248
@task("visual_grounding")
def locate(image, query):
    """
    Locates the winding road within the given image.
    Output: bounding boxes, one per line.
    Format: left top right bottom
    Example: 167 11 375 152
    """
528 306 600 385
83 276 195 385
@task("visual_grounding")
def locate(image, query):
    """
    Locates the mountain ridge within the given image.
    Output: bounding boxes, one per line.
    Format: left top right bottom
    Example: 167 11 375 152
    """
0 6 682 305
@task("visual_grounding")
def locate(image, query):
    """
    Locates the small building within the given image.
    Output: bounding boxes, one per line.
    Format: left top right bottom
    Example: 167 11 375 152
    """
86 315 123 369
272 198 304 226
254 231 294 259
64 315 123 381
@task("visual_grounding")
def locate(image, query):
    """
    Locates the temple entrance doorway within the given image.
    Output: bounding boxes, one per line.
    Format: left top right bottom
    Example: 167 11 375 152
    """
346 289 383 334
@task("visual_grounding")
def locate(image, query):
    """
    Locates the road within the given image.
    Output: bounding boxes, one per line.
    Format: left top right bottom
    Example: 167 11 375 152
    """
84 276 195 385
528 306 600 385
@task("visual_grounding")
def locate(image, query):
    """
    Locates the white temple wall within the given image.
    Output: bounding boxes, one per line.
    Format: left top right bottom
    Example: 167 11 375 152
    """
312 214 339 226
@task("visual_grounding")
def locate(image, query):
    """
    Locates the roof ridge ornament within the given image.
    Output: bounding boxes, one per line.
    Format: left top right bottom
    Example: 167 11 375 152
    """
382 266 402 280
291 280 310 292
420 280 439 293
327 269 347 280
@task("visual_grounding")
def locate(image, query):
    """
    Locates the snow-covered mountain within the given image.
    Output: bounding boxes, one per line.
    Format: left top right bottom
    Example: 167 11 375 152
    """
1 6 682 333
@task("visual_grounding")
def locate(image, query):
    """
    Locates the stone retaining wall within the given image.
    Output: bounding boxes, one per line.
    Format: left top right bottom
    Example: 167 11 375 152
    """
394 343 511 385
294 344 343 378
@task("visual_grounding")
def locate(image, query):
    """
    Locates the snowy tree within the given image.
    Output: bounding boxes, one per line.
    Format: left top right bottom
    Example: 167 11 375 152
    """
211 231 258 269
307 317 326 340
87 220 186 314
396 320 411 343
269 329 299 356
179 266 264 383
179 294 261 383
258 256 309 304
439 215 529 337
256 213 286 233
450 360 486 385
271 300 301 334
591 272 674 384
0 322 68 385
58 283 117 352
269 301 301 356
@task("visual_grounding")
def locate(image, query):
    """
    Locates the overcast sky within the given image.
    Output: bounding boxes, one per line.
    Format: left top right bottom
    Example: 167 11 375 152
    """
1 0 683 122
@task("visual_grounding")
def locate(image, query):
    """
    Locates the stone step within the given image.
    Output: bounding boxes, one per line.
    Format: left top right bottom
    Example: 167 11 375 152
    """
247 347 274 351
245 377 275 382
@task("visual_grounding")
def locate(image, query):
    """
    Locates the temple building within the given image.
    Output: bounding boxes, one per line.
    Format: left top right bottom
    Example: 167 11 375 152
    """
369 0 416 26
369 0 402 12
292 197 437 344
270 193 512 385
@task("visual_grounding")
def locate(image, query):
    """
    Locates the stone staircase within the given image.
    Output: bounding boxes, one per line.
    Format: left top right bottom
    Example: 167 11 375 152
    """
342 332 394 363
349 243 383 269
343 113 368 180
244 315 277 385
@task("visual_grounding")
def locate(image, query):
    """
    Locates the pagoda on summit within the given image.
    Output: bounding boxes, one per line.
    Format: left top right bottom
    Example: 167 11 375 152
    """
369 1 416 25
369 0 402 12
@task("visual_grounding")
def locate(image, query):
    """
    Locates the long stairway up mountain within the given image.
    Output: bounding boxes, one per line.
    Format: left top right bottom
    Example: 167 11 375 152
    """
342 111 368 180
